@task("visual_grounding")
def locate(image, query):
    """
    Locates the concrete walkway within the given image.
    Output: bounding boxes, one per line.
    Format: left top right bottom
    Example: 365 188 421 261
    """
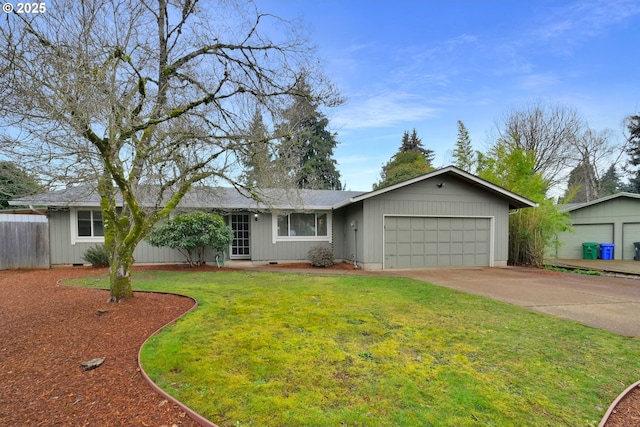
248 262 640 339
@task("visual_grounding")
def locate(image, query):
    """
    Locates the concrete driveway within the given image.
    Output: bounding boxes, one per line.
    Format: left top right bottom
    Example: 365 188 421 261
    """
384 267 640 338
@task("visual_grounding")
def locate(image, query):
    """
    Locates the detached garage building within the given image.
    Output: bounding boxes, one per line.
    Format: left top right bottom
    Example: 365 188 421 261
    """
10 166 537 270
554 193 640 260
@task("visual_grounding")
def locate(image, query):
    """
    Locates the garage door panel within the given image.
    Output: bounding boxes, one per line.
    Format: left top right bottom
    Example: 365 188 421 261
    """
385 216 491 269
451 242 464 254
397 217 411 229
438 230 451 241
398 242 411 255
411 230 425 242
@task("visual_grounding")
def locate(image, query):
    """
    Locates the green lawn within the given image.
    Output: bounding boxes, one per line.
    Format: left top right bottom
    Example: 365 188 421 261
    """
67 270 640 427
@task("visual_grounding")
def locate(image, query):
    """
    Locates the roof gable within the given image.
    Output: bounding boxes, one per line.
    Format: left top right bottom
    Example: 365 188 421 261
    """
560 192 640 212
341 165 537 210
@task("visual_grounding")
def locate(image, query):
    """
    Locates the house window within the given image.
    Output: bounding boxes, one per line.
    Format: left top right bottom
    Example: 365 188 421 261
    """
77 210 104 237
274 212 330 241
71 208 105 244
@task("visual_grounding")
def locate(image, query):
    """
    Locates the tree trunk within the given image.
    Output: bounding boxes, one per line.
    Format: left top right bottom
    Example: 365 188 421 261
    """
107 237 135 302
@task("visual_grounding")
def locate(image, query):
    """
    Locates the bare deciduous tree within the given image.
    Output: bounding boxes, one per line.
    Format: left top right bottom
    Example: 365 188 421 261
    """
566 128 617 202
0 0 338 301
496 101 585 186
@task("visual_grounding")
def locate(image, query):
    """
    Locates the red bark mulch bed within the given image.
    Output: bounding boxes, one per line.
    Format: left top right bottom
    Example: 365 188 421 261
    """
0 267 200 427
0 264 638 426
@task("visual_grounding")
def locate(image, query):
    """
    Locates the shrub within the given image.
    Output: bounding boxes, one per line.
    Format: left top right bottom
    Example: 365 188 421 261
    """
146 212 234 267
82 244 110 267
307 245 334 267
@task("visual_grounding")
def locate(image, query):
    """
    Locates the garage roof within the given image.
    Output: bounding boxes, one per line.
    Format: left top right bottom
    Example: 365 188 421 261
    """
337 165 537 210
560 192 640 212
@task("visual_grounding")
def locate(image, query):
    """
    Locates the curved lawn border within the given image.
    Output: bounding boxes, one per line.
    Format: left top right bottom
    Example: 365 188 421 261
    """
598 379 640 427
57 277 218 427
135 290 219 427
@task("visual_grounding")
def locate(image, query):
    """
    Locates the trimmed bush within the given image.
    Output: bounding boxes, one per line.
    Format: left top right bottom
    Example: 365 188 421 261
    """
146 212 233 267
307 245 334 267
82 244 110 267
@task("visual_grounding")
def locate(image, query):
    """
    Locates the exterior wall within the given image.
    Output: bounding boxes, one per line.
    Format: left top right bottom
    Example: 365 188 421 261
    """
555 197 640 260
48 209 220 265
335 202 364 266
249 211 337 263
359 175 510 269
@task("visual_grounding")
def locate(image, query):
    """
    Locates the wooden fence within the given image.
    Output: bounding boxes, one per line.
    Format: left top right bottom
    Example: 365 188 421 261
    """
0 215 49 270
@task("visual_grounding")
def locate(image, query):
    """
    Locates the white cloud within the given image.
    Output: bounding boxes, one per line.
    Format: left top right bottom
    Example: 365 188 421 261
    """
332 92 440 130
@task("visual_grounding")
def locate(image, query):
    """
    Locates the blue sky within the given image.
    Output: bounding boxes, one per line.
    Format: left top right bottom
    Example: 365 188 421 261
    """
256 0 640 191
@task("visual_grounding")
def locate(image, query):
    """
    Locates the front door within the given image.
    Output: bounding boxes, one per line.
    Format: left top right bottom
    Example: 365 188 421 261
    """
230 213 251 259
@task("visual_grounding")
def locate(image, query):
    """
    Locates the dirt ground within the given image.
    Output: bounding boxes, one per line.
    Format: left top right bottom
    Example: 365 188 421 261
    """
0 263 637 426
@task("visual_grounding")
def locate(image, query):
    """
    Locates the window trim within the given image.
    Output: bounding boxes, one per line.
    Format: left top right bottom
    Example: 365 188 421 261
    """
272 211 332 243
70 207 105 245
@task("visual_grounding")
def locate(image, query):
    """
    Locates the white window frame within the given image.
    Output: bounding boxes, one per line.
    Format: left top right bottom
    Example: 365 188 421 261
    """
272 211 332 243
70 207 105 245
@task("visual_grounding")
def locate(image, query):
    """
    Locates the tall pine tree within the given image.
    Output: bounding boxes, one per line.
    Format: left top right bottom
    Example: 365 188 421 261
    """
373 129 434 190
452 120 475 172
625 114 640 193
278 78 342 190
599 164 621 196
239 109 274 187
399 129 435 164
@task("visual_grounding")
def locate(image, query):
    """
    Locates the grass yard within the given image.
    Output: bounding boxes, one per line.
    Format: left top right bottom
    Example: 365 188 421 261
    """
67 270 640 427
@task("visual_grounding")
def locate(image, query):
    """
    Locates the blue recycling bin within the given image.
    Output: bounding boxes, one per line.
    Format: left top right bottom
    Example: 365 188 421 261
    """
599 243 615 260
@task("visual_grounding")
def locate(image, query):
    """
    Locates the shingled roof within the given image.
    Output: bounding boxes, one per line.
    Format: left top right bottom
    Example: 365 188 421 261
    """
9 185 366 211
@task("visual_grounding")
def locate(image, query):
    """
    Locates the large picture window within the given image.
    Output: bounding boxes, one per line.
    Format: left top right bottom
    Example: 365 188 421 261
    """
275 212 330 241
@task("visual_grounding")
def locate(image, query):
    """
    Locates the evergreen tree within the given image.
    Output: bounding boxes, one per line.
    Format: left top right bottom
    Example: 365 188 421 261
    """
0 161 40 209
278 79 342 190
625 114 640 193
399 129 435 164
373 130 434 190
599 164 621 196
239 109 275 188
452 120 475 172
563 162 598 203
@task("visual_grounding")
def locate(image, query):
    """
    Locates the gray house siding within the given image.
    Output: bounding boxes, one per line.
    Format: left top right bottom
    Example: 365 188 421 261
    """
555 196 640 260
336 202 364 266
249 210 339 263
49 209 218 265
359 175 509 269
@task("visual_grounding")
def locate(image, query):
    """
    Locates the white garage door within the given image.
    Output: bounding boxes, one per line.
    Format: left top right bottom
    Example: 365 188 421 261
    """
556 223 613 259
384 216 491 269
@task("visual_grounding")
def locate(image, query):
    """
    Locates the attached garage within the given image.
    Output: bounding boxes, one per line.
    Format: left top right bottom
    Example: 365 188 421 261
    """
554 193 640 261
339 166 537 270
384 216 492 268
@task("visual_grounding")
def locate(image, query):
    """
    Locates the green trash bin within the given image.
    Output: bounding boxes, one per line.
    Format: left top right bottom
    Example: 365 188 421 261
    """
582 242 599 260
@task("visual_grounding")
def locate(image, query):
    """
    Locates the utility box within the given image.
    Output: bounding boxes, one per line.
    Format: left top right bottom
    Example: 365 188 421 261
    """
634 242 640 261
599 243 615 260
582 242 599 260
